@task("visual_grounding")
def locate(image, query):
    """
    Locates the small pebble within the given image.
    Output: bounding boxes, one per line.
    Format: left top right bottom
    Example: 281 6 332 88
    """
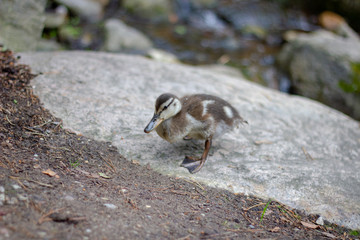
38 232 46 238
104 203 117 209
249 225 255 229
0 228 10 238
12 184 21 190
33 164 41 169
316 216 324 226
0 193 5 206
145 205 151 208
18 194 28 201
64 195 75 201
7 197 18 205
121 188 128 193
85 229 92 233
0 186 5 193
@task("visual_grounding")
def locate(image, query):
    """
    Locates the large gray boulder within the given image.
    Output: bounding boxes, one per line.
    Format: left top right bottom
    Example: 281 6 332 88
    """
20 51 360 229
55 0 103 22
104 19 153 52
278 30 360 119
122 0 171 21
0 0 46 51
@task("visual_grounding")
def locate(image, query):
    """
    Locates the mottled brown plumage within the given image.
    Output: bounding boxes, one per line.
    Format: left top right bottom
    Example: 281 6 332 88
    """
144 93 247 173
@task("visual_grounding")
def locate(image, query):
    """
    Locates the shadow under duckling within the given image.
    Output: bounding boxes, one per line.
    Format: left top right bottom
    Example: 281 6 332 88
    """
144 93 247 174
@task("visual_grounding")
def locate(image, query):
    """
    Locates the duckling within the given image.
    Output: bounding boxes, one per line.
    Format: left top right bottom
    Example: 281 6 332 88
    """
144 93 247 174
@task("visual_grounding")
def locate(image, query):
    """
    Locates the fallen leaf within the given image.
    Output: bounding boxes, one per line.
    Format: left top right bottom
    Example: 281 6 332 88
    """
42 169 57 177
131 159 140 165
254 140 273 145
90 173 100 179
33 164 41 169
322 232 336 239
270 226 280 232
98 172 111 179
77 169 90 176
301 221 318 229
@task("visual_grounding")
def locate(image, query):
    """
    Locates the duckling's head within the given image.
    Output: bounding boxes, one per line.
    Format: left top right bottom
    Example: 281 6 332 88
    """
144 93 182 133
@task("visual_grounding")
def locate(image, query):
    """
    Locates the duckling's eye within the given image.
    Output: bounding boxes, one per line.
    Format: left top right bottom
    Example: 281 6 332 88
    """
163 106 168 110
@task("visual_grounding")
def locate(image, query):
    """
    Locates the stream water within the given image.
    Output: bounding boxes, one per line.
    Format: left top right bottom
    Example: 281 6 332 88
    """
112 0 319 93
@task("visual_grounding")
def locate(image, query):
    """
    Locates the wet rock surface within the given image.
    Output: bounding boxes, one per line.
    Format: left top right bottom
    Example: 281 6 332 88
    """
55 0 104 22
20 51 360 229
0 0 47 51
278 30 360 119
103 18 153 52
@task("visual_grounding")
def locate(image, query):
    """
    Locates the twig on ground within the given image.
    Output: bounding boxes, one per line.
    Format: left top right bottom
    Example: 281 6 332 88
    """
47 145 72 152
5 115 15 126
184 178 205 191
302 147 314 161
98 153 116 172
33 120 53 128
254 140 273 145
243 202 266 211
9 176 28 190
38 207 66 224
24 178 54 188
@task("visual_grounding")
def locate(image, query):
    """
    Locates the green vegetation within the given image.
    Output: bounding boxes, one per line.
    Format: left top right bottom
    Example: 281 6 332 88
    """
350 230 359 236
174 25 187 35
338 62 360 93
70 159 80 167
260 199 272 224
60 17 82 39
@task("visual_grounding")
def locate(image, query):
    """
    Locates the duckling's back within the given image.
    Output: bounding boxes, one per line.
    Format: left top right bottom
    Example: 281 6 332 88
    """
180 94 246 138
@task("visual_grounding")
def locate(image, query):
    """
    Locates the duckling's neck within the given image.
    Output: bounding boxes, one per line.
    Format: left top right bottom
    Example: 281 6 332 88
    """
156 116 186 143
155 118 171 142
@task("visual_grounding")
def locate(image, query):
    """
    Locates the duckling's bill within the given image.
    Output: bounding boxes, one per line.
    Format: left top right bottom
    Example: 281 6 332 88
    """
144 113 163 133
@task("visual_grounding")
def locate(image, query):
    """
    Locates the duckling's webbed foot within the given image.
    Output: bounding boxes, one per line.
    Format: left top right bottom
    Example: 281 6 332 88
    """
181 156 202 173
180 137 212 174
183 135 192 141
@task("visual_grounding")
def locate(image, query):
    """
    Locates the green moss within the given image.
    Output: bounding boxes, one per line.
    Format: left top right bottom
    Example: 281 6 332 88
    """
349 230 359 236
338 62 360 93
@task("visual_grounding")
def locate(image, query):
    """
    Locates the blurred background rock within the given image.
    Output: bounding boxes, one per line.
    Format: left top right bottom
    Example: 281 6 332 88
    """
0 0 359 119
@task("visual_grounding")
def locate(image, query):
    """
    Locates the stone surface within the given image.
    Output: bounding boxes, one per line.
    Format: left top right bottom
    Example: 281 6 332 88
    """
189 0 217 8
44 5 68 29
146 48 179 63
218 1 312 33
55 0 103 22
198 64 244 79
104 19 153 52
36 39 63 51
122 0 171 21
20 51 360 229
278 30 360 119
0 0 47 51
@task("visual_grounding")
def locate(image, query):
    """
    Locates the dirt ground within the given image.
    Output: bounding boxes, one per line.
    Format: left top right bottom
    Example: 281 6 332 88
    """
0 49 357 239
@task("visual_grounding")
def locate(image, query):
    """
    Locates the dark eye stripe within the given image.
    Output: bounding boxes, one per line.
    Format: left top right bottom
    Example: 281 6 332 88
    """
160 98 174 113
